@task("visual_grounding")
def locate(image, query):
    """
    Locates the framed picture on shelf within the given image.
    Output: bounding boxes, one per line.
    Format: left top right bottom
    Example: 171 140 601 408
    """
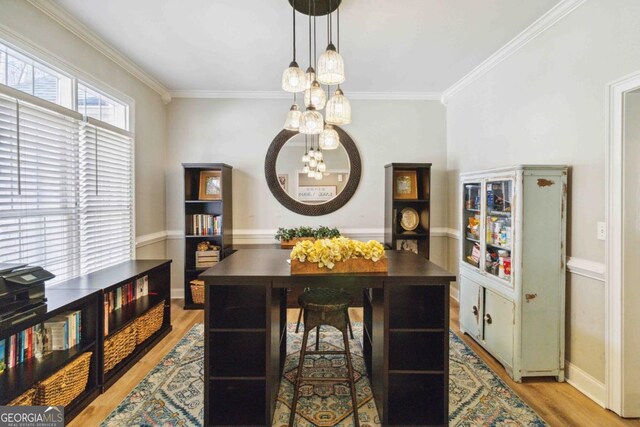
278 174 288 192
396 239 418 254
199 170 222 200
393 170 418 199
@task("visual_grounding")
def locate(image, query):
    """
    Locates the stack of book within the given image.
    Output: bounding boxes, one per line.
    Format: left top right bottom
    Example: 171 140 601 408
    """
102 275 149 336
0 310 82 371
187 214 221 236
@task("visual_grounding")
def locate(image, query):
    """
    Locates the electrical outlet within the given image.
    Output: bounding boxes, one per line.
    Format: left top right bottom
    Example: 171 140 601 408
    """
597 222 606 241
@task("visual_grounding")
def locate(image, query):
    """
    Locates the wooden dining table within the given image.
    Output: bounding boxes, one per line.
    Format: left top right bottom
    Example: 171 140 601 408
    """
199 248 456 426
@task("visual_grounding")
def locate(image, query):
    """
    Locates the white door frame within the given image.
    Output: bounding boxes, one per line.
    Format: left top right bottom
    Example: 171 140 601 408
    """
605 70 640 415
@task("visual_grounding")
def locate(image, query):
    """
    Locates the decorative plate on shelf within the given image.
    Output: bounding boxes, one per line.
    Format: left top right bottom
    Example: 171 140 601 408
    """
400 207 419 231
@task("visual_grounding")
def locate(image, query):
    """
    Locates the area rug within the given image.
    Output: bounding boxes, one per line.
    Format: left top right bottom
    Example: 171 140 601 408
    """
100 323 547 427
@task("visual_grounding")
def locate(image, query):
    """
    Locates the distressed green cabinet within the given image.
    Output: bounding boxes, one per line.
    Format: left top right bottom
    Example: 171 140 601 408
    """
459 165 567 382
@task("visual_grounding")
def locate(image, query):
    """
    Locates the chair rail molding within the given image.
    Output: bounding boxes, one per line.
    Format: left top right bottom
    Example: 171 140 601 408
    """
440 0 586 105
26 0 172 103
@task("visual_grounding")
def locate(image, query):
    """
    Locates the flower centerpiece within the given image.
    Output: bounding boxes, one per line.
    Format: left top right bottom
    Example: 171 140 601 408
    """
290 237 387 274
275 226 341 248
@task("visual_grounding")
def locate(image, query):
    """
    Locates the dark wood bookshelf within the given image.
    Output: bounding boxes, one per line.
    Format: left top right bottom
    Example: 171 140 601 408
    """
0 288 101 422
183 163 233 309
385 163 432 258
47 259 172 394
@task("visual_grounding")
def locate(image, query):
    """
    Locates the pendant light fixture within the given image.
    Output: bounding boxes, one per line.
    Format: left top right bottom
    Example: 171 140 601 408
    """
283 94 302 130
282 0 305 92
302 135 310 162
325 6 351 124
319 123 340 149
282 0 351 138
317 1 345 85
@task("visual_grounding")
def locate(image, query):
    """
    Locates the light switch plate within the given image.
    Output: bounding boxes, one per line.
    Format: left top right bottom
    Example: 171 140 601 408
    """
597 222 606 240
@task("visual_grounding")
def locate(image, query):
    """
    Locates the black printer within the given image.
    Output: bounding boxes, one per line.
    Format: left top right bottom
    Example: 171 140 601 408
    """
0 263 54 331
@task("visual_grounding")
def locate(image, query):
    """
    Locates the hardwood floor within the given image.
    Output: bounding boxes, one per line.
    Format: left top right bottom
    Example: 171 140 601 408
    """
70 299 638 427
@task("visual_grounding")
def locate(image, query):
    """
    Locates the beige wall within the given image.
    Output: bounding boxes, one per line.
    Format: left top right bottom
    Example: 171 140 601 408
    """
0 0 168 257
165 98 448 293
622 90 640 414
445 0 640 383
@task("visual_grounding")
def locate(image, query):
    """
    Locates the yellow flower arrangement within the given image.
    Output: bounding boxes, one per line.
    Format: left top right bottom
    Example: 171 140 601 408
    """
290 237 386 269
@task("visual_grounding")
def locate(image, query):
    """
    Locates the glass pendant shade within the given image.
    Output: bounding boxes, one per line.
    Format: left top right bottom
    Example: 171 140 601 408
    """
308 147 315 158
307 170 315 178
325 88 352 125
303 164 310 173
305 67 316 90
299 108 324 134
317 43 345 85
283 104 301 130
319 124 340 150
315 150 323 161
315 171 323 180
281 61 305 92
304 81 326 110
302 152 310 163
309 157 318 168
318 160 326 172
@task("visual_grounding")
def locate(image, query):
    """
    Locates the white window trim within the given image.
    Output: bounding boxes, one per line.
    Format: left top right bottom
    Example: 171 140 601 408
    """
0 23 135 131
0 23 137 258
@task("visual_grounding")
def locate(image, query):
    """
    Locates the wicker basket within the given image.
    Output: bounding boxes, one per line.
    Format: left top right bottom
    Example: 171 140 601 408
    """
190 280 205 304
104 323 137 374
34 352 92 407
135 302 164 345
9 387 36 406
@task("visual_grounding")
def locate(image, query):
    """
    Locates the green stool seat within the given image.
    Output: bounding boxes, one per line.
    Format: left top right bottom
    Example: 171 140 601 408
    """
298 288 351 313
289 288 360 427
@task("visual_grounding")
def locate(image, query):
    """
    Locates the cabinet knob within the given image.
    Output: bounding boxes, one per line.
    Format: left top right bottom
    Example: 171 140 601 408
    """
472 305 479 316
484 314 492 324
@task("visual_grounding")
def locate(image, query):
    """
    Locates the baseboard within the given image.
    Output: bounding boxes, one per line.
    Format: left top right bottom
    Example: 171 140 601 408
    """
171 288 185 300
450 283 459 302
565 360 606 407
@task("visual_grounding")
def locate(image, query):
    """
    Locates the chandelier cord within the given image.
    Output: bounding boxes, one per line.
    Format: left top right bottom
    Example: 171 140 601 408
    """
337 4 340 52
292 0 296 61
313 0 317 70
308 2 312 69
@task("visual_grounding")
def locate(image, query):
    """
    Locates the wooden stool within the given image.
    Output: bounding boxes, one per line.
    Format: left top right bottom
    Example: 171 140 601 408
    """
289 288 360 427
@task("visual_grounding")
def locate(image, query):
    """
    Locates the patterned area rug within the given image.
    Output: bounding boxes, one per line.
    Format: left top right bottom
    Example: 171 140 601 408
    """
101 323 547 427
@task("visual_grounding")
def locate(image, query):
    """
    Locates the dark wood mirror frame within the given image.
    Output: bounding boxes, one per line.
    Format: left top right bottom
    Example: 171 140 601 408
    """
264 126 361 216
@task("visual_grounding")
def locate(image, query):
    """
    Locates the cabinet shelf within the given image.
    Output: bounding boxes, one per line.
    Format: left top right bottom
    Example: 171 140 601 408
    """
0 340 95 404
183 163 233 308
488 210 511 217
107 294 165 337
486 242 511 251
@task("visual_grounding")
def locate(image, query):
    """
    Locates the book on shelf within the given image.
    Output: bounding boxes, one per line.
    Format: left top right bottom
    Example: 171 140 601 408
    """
0 310 82 371
187 214 221 236
0 339 5 373
103 275 150 336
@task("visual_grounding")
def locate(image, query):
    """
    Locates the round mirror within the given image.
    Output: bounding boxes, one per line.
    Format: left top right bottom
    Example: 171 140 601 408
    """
265 126 361 216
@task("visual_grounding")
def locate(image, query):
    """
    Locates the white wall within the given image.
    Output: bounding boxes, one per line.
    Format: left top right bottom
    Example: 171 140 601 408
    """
0 0 168 259
445 0 640 386
166 98 448 294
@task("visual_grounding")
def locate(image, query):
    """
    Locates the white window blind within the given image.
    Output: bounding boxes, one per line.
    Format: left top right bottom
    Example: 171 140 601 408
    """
0 86 133 284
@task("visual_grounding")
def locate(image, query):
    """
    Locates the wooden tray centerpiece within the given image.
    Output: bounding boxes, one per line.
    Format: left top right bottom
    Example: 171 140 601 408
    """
290 237 388 274
275 226 340 249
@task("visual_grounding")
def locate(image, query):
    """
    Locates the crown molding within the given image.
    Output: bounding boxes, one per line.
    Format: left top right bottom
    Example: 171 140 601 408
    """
170 90 442 101
440 0 586 105
26 0 172 104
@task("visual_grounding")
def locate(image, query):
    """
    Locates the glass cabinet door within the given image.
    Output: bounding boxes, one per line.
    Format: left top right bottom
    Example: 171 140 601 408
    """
462 182 482 269
484 180 513 282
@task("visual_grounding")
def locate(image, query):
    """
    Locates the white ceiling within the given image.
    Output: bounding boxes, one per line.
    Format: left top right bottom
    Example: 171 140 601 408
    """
53 0 562 94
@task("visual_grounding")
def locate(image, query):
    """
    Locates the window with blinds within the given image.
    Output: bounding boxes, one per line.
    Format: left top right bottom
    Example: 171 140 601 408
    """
0 87 133 284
